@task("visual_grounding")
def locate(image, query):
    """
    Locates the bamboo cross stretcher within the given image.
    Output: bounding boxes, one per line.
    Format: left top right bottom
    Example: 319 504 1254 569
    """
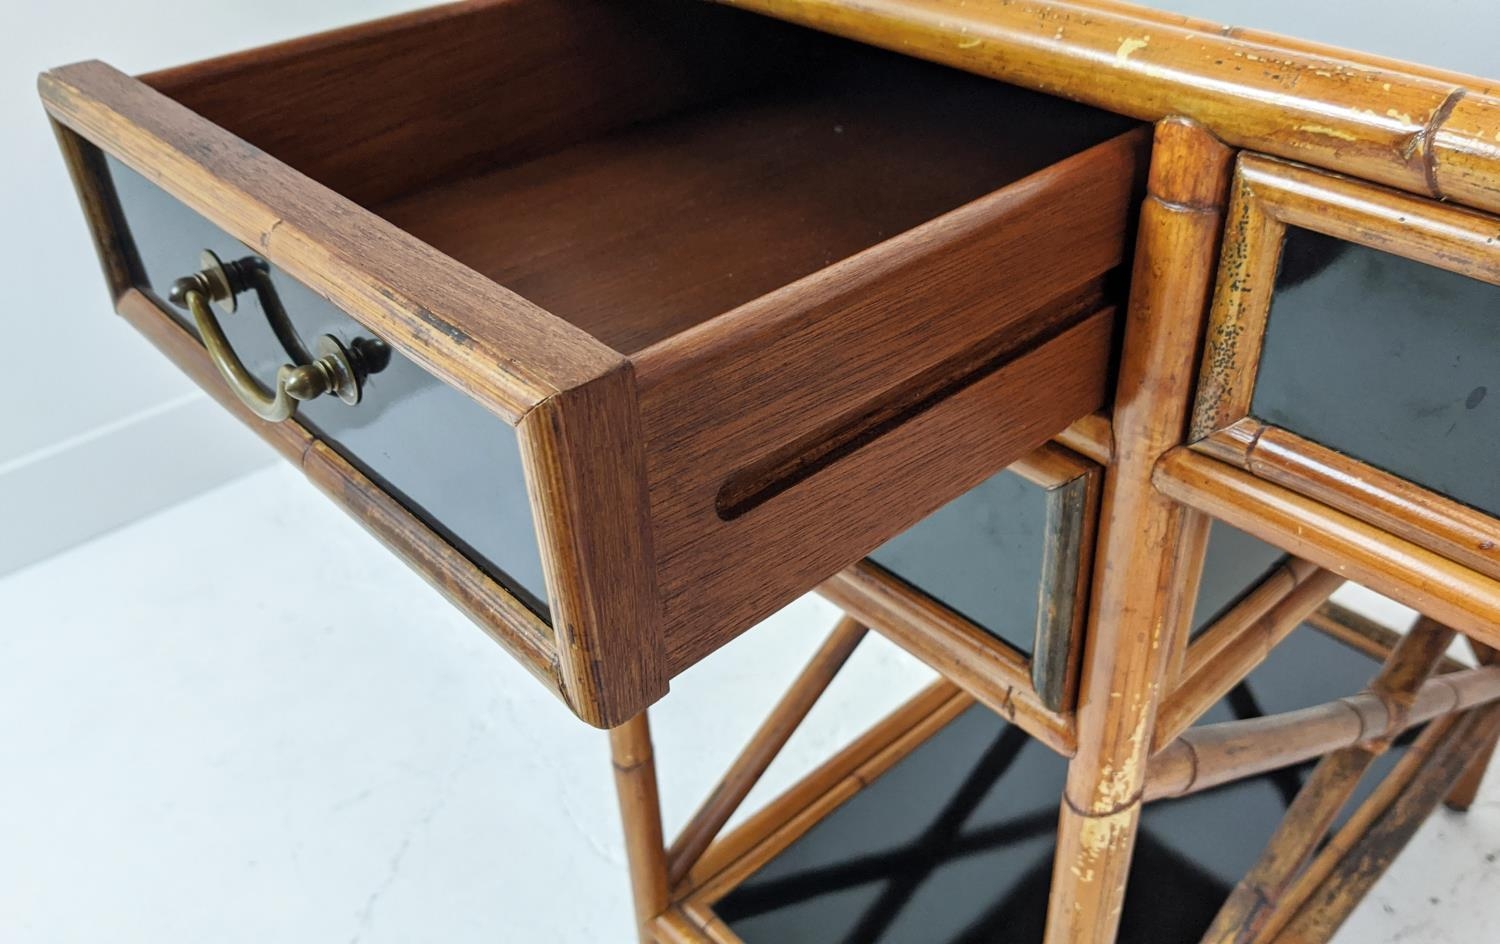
611 601 1500 943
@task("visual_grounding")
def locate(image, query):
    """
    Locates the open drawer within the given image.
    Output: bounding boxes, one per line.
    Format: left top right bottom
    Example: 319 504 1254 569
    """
40 0 1144 726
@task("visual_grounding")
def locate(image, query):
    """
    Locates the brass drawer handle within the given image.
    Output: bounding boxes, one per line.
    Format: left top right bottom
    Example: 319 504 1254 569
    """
169 251 388 422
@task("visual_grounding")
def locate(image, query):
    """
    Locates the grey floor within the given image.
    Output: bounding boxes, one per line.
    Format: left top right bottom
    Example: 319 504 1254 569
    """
1 467 1496 942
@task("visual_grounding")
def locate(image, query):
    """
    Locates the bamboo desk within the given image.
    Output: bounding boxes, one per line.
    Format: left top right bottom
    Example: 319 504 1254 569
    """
38 0 1500 942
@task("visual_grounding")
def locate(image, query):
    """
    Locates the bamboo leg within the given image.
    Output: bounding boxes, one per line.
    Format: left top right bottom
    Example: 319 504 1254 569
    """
1270 703 1500 943
1446 640 1499 811
1446 724 1499 811
1043 117 1232 944
1198 617 1455 943
610 712 669 944
665 617 868 884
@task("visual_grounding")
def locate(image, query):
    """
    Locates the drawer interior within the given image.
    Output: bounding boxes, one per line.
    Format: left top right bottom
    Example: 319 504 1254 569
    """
144 0 1134 355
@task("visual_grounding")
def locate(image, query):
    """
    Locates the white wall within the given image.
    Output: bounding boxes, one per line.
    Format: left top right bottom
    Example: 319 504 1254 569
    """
0 0 430 576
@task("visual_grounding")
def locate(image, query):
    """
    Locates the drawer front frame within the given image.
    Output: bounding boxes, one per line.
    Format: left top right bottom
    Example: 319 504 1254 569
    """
819 443 1101 753
1189 154 1500 582
44 68 665 728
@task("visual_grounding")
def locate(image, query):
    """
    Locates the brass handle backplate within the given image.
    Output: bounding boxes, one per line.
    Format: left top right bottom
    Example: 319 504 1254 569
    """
169 251 389 422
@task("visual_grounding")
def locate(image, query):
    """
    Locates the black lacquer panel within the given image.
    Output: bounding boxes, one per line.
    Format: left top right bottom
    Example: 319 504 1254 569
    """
868 470 1048 656
104 157 551 618
870 455 1283 655
1187 523 1289 640
718 625 1406 944
1254 227 1500 517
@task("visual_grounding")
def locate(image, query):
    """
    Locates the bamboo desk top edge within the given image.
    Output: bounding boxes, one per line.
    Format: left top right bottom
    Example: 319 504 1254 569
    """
714 0 1500 216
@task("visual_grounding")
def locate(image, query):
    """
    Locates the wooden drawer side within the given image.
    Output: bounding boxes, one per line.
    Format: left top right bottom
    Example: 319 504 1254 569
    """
639 131 1145 671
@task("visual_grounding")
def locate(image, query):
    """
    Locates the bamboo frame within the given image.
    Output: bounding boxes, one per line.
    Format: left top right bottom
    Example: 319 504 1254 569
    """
597 5 1500 941
1309 603 1427 668
1056 413 1113 467
719 0 1500 214
1162 512 1214 688
628 614 1500 944
817 441 1099 750
1154 562 1345 750
1255 708 1462 942
665 617 868 885
1269 704 1500 942
48 1 1500 941
673 680 973 911
1199 617 1457 943
1189 156 1500 583
1045 117 1232 944
610 713 671 944
1144 663 1500 802
1155 448 1500 649
1447 640 1500 811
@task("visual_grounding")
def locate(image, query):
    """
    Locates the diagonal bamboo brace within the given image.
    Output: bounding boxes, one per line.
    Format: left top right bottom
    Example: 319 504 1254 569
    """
666 616 868 885
1196 616 1456 943
1155 561 1344 750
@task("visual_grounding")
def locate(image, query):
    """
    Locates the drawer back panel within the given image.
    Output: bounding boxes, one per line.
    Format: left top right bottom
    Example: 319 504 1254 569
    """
1254 227 1500 516
105 156 551 618
141 0 833 208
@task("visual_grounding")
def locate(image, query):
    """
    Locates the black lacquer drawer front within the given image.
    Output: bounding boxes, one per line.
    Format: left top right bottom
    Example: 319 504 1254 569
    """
1256 227 1500 517
106 156 551 619
1192 155 1500 583
869 469 1052 658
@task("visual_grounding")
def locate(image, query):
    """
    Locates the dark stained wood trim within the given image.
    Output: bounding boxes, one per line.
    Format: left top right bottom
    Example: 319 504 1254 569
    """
1031 462 1099 712
49 119 142 301
638 129 1144 672
518 366 668 728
